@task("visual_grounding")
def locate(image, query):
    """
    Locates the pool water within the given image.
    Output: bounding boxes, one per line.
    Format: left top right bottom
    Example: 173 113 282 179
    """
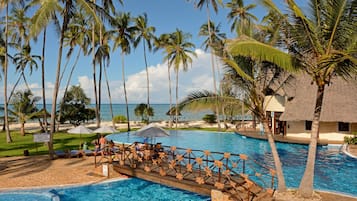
0 178 209 201
107 130 357 197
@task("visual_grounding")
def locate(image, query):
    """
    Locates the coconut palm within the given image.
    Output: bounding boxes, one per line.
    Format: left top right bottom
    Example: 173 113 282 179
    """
199 21 226 56
133 13 156 124
10 44 41 99
153 33 175 127
165 29 196 129
226 0 257 36
112 12 137 131
30 0 102 159
227 0 357 197
0 0 15 143
134 103 154 124
92 1 122 129
188 0 223 130
10 89 41 136
95 29 114 127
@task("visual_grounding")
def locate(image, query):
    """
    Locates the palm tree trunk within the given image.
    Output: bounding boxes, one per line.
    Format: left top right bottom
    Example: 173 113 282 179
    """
58 48 81 130
104 64 115 128
175 70 179 130
205 4 221 131
143 42 150 124
168 63 173 128
121 52 130 131
4 3 12 143
92 23 100 128
8 74 22 102
98 60 103 125
263 118 286 192
50 18 67 160
298 84 325 197
20 122 25 136
41 28 48 132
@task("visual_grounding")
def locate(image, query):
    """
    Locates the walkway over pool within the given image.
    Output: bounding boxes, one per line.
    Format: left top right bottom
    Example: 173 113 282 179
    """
98 143 275 201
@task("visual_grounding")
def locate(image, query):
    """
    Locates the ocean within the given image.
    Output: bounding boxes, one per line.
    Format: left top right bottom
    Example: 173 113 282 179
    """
0 104 211 122
1 103 249 122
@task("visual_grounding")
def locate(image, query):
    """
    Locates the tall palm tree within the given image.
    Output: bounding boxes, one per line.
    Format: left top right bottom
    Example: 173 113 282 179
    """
188 0 223 130
227 0 357 197
10 44 41 99
30 0 101 159
0 0 14 143
153 33 175 127
112 12 136 131
133 13 155 124
97 0 122 129
165 29 196 129
56 11 91 131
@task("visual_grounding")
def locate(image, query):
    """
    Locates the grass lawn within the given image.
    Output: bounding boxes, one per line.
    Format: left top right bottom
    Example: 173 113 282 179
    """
0 130 99 157
0 125 223 157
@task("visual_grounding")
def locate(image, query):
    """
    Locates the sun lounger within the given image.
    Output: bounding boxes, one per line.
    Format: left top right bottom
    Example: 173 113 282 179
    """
55 150 68 158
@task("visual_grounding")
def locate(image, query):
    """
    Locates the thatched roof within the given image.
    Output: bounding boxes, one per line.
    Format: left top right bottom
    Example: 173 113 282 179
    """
279 74 357 122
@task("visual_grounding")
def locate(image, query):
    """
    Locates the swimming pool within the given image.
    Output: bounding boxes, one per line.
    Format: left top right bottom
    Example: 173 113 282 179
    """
0 178 210 201
107 130 357 197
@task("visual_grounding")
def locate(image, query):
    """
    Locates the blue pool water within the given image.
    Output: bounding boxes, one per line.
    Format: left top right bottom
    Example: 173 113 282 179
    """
0 178 209 201
107 130 357 197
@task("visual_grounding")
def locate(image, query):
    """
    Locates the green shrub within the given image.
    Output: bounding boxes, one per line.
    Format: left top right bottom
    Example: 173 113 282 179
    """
344 136 357 145
113 115 127 123
202 114 216 124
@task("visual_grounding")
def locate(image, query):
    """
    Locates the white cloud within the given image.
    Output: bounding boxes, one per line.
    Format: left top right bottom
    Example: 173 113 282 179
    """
0 49 220 104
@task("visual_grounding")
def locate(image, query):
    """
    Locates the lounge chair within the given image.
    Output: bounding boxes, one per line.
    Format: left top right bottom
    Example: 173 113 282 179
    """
55 150 68 158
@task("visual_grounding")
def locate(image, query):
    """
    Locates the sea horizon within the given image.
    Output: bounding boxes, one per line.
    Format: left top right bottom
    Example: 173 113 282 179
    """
1 103 250 122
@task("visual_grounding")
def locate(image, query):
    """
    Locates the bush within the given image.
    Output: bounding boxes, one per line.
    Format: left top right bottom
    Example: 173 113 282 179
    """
202 114 216 124
113 115 127 123
344 136 357 145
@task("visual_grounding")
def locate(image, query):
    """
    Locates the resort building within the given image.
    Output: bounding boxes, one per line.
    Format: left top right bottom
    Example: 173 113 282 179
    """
264 74 357 136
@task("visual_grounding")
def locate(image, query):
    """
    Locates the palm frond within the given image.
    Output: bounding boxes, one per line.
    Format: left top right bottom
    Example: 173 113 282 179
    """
223 57 254 82
226 37 297 72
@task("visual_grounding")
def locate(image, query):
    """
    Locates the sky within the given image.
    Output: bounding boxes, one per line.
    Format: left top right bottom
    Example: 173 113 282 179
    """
0 0 306 104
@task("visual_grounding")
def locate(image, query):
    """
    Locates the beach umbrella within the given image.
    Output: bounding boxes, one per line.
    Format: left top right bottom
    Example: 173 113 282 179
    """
134 123 169 143
67 125 93 145
93 126 118 134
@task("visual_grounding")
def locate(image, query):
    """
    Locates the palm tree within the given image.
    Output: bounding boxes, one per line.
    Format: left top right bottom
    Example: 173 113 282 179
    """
10 89 41 136
0 0 14 143
10 44 41 99
227 0 357 197
199 21 226 56
153 33 174 127
188 0 223 130
165 29 196 129
30 0 102 159
56 11 91 131
133 13 155 124
112 12 137 131
134 103 154 124
226 0 257 36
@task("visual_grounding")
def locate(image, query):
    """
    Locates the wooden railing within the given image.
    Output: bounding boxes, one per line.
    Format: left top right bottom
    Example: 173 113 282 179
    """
100 142 276 200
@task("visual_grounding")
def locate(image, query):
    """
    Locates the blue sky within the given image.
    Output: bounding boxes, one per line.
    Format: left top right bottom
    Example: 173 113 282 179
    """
1 0 305 104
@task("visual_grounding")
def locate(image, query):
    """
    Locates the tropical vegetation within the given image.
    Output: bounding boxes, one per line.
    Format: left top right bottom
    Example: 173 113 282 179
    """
134 103 154 124
58 85 95 126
